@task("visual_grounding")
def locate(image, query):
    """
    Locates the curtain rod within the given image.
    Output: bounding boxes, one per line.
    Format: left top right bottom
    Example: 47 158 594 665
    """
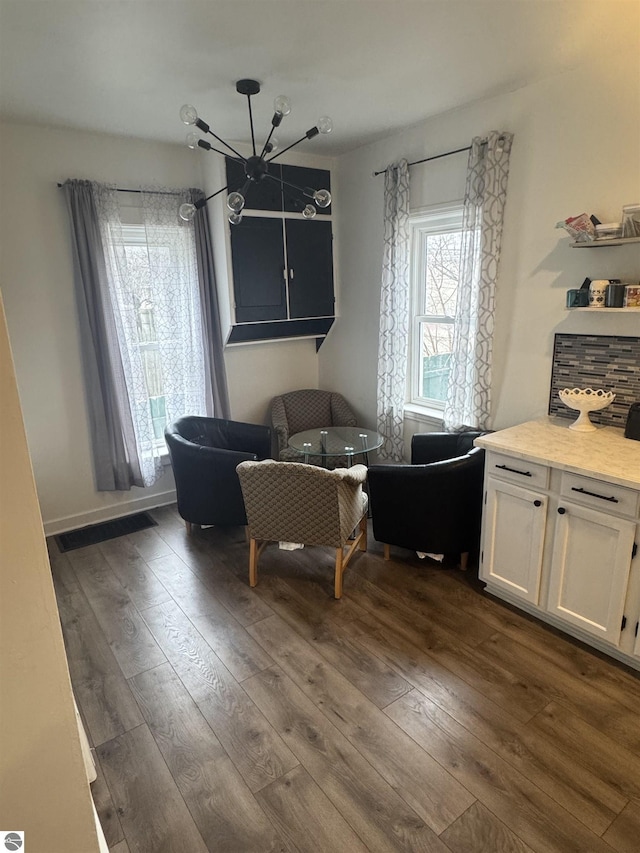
56 183 185 195
373 143 477 177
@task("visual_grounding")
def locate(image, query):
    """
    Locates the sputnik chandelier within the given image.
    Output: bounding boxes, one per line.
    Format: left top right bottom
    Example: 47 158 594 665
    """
178 79 333 224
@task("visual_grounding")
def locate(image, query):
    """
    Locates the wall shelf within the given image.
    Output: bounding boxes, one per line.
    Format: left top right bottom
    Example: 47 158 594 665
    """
571 236 640 248
565 307 640 312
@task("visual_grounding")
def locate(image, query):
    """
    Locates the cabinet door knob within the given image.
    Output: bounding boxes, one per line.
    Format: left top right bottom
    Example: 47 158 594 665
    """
558 507 566 515
533 500 542 507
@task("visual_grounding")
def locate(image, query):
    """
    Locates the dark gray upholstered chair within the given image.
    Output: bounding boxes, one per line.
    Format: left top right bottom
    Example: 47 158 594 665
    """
165 416 271 532
270 389 357 466
367 431 486 568
236 459 368 598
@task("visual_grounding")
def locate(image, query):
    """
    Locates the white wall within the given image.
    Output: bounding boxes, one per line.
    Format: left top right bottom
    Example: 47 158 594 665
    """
225 338 319 424
0 122 323 531
320 22 640 435
0 294 101 852
0 123 204 531
3 16 637 530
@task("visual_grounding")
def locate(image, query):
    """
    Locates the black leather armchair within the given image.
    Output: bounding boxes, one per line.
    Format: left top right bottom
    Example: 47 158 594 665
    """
165 416 271 531
367 431 486 567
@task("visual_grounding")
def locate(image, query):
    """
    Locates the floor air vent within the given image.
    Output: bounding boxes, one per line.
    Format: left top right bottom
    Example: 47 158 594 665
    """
55 511 158 552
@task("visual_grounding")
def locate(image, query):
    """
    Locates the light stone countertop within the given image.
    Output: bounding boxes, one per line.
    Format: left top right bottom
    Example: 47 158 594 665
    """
475 417 640 490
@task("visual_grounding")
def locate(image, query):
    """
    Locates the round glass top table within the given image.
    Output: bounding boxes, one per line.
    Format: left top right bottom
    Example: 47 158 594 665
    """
288 426 383 465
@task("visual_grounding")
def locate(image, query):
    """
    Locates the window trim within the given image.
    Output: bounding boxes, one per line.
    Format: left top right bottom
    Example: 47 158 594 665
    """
408 201 464 415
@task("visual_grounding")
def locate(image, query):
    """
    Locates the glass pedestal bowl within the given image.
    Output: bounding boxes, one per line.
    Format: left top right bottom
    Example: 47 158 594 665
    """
558 388 615 432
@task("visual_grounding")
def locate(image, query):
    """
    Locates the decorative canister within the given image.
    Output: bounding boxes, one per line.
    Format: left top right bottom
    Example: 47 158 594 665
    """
595 223 622 240
589 280 609 307
566 289 590 307
625 285 640 308
605 284 626 307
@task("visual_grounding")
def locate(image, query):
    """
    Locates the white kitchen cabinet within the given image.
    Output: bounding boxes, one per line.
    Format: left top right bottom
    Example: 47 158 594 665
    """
632 584 640 658
476 419 640 670
482 479 547 604
547 500 636 644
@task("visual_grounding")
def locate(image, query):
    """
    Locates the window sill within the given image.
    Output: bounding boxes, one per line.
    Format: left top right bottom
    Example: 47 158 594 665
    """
404 403 444 426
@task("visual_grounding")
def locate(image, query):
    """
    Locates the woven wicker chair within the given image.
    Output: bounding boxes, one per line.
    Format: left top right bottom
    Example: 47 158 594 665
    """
236 460 368 598
270 389 357 466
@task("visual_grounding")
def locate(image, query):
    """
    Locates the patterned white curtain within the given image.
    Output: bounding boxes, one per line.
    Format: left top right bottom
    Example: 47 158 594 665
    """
443 131 513 431
376 160 410 461
94 185 207 486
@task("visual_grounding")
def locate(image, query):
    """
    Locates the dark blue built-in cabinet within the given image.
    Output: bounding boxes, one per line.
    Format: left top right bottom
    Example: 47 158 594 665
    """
226 158 335 345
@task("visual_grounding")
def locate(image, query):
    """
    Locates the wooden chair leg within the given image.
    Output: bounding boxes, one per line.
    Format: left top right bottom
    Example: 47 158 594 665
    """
249 538 259 587
384 543 390 561
334 547 344 599
358 515 368 551
185 521 193 535
459 551 469 571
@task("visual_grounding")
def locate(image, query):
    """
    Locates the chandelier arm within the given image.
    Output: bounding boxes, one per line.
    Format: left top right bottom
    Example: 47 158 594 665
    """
240 178 253 203
210 148 243 160
202 183 233 204
206 129 246 161
199 140 244 161
259 125 276 159
195 174 248 209
267 125 319 162
246 96 257 157
263 172 316 200
281 187 305 211
266 134 309 162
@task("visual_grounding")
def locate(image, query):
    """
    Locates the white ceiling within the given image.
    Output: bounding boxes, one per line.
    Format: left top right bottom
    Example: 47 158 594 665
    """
0 1 635 156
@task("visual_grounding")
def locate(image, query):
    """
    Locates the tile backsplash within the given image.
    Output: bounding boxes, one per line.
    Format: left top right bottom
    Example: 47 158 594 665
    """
549 334 640 428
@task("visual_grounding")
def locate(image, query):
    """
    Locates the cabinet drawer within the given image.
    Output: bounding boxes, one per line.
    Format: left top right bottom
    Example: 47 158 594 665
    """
560 472 639 518
486 452 549 489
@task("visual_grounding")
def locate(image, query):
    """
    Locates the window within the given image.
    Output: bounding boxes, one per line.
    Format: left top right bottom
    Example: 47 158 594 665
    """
408 203 463 413
63 181 215 491
97 190 208 488
113 220 206 458
120 225 171 450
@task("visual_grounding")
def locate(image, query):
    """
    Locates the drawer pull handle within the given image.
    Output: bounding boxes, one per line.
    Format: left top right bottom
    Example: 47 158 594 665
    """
533 500 542 507
571 486 619 504
558 507 566 515
495 463 532 477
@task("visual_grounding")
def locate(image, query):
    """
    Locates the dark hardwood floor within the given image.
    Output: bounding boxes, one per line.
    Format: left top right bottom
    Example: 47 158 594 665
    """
49 504 640 852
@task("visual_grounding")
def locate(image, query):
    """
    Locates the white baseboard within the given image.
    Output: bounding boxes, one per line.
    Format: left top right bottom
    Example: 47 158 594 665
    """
43 489 177 536
94 800 109 853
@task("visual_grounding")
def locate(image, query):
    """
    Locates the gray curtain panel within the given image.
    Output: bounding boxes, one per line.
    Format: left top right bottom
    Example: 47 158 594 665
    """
63 180 228 491
376 160 411 462
443 131 513 431
189 189 231 420
62 179 143 490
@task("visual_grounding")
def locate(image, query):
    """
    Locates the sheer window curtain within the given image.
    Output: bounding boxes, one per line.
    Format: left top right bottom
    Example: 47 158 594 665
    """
443 131 513 431
376 160 410 462
63 179 228 490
